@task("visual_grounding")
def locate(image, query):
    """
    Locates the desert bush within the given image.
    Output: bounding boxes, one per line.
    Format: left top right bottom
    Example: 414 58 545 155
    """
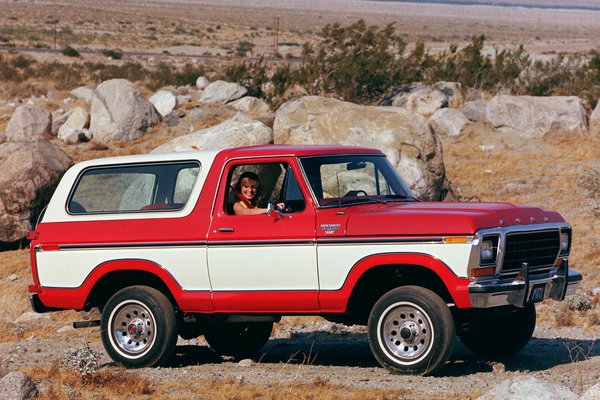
236 40 255 57
147 62 205 90
62 339 101 383
62 45 80 57
566 292 593 311
101 48 123 60
224 58 267 98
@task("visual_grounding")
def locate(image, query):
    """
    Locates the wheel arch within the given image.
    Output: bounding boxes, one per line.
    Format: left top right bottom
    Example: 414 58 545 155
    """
83 259 182 310
321 253 471 323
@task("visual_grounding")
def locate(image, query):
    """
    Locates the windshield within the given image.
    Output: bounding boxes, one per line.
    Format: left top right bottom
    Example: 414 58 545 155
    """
299 155 414 207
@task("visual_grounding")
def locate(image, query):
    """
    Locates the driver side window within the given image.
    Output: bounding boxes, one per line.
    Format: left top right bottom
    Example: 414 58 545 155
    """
225 162 306 215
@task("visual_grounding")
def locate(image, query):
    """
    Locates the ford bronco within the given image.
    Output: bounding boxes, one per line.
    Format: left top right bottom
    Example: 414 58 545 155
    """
27 144 582 375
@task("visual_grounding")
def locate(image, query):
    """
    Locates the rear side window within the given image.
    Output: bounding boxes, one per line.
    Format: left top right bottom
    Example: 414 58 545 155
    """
68 162 200 214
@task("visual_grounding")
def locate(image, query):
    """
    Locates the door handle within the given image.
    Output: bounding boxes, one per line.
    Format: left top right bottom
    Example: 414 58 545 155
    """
219 227 234 232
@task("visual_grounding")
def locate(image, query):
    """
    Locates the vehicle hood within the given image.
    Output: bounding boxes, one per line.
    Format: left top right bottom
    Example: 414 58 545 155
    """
344 202 565 236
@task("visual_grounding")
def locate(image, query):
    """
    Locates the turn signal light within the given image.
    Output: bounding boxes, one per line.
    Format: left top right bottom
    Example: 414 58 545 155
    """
471 266 496 278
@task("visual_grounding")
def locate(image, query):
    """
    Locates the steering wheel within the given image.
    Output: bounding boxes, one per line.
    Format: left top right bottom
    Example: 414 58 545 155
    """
344 190 368 197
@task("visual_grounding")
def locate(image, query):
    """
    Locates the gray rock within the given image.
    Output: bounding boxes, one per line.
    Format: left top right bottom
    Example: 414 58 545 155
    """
89 79 160 143
70 85 96 103
57 107 89 138
580 382 600 400
59 128 92 144
199 80 247 104
150 90 178 117
188 108 204 123
14 311 51 323
230 96 271 115
153 112 272 153
432 81 464 108
163 113 181 127
274 96 447 201
176 95 192 104
0 140 72 243
5 106 52 142
486 95 588 138
590 100 600 136
237 359 254 367
395 86 447 116
460 100 488 123
477 376 577 400
51 108 75 135
7 274 18 281
0 372 38 400
196 76 210 90
429 108 470 137
230 96 273 125
465 87 483 101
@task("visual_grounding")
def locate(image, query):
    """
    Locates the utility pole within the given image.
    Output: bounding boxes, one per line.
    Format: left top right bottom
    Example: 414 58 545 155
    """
273 16 279 58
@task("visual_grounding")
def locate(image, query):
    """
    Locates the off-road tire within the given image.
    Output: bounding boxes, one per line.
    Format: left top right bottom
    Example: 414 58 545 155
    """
368 286 456 375
101 285 177 368
203 321 273 358
458 303 536 357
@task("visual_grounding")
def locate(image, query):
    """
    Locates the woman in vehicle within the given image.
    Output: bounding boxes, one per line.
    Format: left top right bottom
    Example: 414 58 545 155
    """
233 171 284 215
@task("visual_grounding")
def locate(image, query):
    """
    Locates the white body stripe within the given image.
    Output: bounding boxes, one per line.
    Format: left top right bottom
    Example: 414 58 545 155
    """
36 247 210 290
207 244 318 291
317 242 472 290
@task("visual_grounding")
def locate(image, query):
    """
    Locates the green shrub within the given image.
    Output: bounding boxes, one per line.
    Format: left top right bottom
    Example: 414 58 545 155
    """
62 45 80 57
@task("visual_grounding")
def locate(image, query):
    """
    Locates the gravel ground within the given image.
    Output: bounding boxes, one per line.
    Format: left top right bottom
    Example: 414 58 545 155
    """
1 317 598 398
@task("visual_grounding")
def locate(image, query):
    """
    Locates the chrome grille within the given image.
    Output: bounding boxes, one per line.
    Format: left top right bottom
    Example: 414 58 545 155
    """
501 230 560 278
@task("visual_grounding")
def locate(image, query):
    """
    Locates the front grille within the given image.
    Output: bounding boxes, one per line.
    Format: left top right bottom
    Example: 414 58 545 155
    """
501 230 560 278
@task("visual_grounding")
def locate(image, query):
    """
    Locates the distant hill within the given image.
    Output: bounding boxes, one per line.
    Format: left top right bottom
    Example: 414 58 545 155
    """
373 0 600 12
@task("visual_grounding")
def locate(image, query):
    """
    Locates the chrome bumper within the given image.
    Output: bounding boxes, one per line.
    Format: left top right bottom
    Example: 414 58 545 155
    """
469 259 582 308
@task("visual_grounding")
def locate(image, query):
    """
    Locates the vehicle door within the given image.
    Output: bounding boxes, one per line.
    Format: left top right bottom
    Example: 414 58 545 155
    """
207 157 319 312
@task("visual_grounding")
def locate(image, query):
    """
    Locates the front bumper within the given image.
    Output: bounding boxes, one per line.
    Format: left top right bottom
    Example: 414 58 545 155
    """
469 259 582 308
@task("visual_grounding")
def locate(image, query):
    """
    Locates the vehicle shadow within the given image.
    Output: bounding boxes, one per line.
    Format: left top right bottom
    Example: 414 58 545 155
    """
169 330 598 376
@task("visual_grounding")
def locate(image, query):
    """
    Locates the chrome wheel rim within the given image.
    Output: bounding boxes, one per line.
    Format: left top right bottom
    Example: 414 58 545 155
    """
379 302 433 363
110 300 156 357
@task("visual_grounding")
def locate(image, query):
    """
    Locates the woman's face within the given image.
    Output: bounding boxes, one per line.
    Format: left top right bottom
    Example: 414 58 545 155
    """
240 178 259 200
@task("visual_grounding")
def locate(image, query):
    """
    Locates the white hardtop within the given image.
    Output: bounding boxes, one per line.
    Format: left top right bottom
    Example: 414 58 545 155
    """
41 150 221 223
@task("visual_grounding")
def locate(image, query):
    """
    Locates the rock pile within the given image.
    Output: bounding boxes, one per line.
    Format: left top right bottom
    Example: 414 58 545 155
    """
2 74 600 245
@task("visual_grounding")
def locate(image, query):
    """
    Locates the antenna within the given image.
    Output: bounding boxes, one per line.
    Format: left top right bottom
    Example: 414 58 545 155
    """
273 16 279 58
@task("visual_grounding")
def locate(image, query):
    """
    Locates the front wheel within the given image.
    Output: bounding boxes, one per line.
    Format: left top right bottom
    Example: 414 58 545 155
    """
368 286 455 375
203 322 273 358
101 286 177 368
458 303 536 357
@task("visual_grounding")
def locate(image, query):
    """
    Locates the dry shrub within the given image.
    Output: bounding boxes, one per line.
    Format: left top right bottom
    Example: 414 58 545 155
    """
555 304 575 327
22 362 154 399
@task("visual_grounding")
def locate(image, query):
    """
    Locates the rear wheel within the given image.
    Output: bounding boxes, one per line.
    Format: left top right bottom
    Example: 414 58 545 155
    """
458 303 536 357
203 322 273 358
367 286 455 375
101 286 177 367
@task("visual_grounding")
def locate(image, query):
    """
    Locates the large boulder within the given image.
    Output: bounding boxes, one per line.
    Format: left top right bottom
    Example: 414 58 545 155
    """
230 96 273 125
477 376 577 400
89 79 160 143
0 371 38 400
199 80 247 104
460 100 488 123
70 85 96 103
4 106 51 141
591 100 600 136
153 113 272 153
57 107 89 139
432 81 464 108
486 95 588 138
51 108 75 135
581 382 600 400
429 108 469 137
0 140 72 243
149 90 177 117
274 96 447 201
